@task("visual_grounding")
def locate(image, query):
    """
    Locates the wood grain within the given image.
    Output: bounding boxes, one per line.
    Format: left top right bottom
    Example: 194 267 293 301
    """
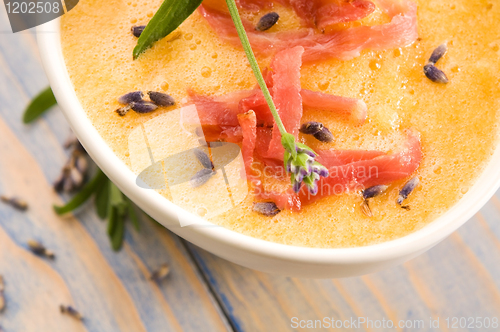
0 9 231 331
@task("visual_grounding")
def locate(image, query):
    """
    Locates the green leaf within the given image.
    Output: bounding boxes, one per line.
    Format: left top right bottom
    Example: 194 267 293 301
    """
95 179 110 219
109 182 127 215
133 0 203 59
125 197 140 232
108 206 126 251
23 87 57 124
107 206 118 237
54 170 106 215
111 217 125 251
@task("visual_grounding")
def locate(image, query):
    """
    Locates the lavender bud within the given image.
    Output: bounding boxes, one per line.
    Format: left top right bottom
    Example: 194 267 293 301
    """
1 196 28 211
148 91 175 107
362 185 389 200
130 101 158 114
256 12 280 31
69 167 83 189
150 263 170 281
194 148 214 170
54 173 65 192
300 122 323 135
60 305 83 320
27 240 55 259
131 25 146 38
118 91 144 104
424 64 449 84
253 202 281 216
63 176 75 193
74 154 88 175
397 177 419 205
190 168 215 188
292 180 302 194
313 127 335 143
428 43 447 64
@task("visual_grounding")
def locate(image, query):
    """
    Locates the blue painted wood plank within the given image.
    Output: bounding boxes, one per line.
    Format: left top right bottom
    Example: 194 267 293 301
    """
0 11 232 332
187 196 500 332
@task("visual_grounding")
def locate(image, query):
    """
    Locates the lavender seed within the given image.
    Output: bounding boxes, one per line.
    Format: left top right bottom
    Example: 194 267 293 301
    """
253 202 281 217
300 122 324 135
424 64 449 84
397 176 419 206
313 127 335 143
60 305 83 320
131 25 146 38
148 91 175 107
74 153 88 175
360 200 373 217
118 91 144 105
0 196 28 211
69 167 84 188
194 149 214 170
150 263 170 281
130 101 158 114
190 168 215 188
116 104 132 116
63 174 76 193
27 240 55 259
0 275 5 313
428 43 448 65
256 12 280 31
54 171 66 192
362 185 389 200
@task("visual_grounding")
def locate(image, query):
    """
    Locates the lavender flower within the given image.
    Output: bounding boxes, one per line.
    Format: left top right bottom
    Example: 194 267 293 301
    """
282 133 329 195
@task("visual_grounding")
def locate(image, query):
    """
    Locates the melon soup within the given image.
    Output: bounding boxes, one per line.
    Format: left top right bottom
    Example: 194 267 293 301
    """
60 0 500 248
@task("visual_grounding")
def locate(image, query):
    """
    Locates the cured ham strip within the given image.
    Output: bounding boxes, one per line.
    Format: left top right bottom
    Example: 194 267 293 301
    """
277 0 376 29
237 110 258 175
199 0 417 63
265 46 304 157
301 89 367 124
260 129 422 210
190 87 366 135
203 0 376 28
315 0 376 28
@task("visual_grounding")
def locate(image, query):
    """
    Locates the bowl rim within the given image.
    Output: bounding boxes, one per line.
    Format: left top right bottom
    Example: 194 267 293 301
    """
36 18 500 266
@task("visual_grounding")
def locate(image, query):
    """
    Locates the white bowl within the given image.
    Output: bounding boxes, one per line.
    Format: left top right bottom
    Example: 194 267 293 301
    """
36 18 500 278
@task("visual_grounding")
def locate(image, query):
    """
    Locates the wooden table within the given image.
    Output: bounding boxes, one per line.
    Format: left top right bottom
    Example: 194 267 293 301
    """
1 11 500 332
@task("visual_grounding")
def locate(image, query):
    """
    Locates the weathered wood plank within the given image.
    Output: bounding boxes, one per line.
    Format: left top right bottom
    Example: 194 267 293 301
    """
187 196 500 332
0 12 232 332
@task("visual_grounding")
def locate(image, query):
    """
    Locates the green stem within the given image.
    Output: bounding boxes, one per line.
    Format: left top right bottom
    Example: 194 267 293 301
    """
225 0 287 136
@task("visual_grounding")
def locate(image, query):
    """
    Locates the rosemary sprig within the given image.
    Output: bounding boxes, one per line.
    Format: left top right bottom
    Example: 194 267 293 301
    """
23 87 57 123
54 170 140 251
133 0 203 59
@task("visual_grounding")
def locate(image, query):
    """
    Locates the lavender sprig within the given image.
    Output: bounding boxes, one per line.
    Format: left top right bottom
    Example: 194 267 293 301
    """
282 134 328 194
225 0 329 194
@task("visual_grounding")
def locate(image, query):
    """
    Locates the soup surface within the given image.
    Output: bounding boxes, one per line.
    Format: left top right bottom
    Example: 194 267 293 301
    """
61 0 500 248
